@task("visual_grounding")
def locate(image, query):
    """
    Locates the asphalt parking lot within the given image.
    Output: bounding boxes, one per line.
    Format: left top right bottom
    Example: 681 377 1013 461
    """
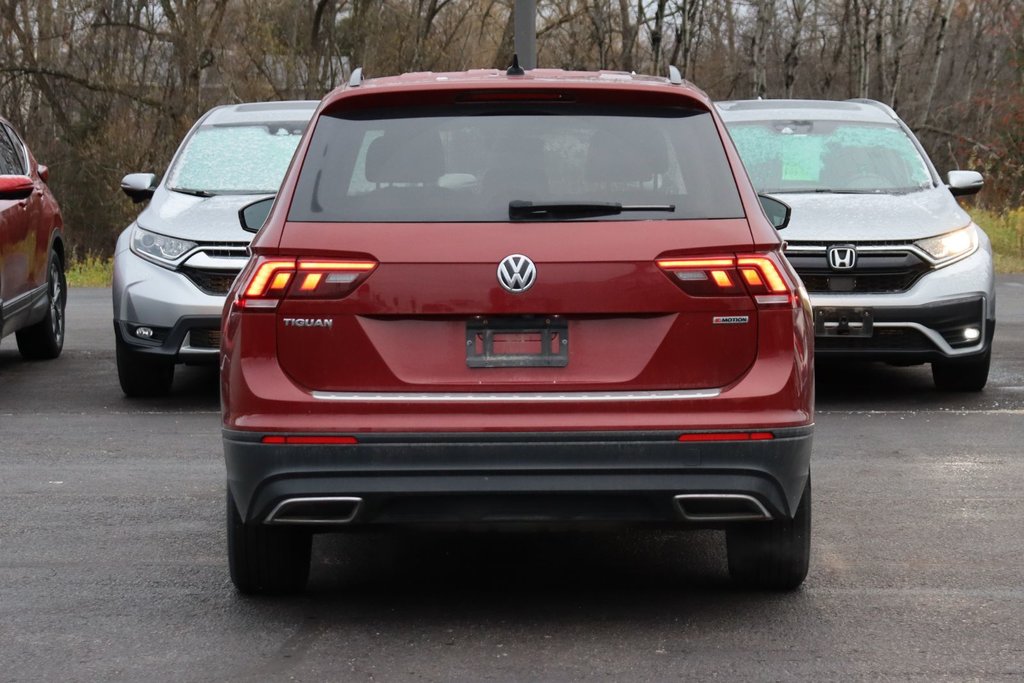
2 279 1023 681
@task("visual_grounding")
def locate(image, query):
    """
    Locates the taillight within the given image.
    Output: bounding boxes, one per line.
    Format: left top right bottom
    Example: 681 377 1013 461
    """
236 257 377 309
655 257 744 296
736 256 793 306
657 253 794 306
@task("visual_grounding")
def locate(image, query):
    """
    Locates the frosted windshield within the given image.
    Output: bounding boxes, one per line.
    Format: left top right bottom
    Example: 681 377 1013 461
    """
167 124 304 194
729 121 932 193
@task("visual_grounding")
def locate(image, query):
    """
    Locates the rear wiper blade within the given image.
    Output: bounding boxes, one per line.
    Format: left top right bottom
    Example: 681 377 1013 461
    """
509 200 675 220
171 187 217 198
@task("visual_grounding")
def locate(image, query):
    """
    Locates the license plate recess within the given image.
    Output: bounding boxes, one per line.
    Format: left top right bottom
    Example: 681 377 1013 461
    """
814 307 874 337
466 317 568 368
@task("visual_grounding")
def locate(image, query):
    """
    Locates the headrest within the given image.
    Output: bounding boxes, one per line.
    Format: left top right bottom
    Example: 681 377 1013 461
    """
365 131 444 184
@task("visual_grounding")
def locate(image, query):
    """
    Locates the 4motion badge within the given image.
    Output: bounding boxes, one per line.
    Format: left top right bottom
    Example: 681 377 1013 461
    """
713 315 750 325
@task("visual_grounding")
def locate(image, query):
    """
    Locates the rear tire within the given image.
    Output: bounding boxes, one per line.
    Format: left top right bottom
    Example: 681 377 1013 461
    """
116 339 175 397
227 488 312 595
727 479 811 590
932 348 990 392
16 250 67 360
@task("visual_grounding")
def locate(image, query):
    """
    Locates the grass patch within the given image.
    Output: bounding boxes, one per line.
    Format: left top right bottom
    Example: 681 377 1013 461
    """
67 254 114 287
972 207 1024 274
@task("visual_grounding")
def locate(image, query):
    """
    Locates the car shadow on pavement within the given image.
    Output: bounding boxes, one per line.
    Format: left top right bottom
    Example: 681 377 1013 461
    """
815 359 994 411
300 528 760 602
230 529 809 635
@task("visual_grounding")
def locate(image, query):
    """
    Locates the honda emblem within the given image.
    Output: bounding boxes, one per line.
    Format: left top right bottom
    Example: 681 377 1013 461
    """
827 245 857 270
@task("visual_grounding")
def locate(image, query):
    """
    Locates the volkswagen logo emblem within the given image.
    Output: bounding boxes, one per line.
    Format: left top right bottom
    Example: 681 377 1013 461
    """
827 245 857 270
497 254 537 293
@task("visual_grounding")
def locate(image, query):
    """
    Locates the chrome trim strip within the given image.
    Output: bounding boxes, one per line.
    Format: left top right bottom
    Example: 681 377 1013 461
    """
265 497 363 525
311 388 721 402
674 494 773 522
179 332 220 355
787 242 935 261
182 252 248 270
874 320 985 356
786 238 978 269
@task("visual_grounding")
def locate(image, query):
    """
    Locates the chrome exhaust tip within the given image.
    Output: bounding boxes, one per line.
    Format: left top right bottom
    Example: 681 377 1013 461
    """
674 494 772 522
265 497 363 525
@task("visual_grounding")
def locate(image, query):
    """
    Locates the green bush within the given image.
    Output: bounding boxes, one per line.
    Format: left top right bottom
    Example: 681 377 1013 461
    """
971 207 1024 274
67 254 114 287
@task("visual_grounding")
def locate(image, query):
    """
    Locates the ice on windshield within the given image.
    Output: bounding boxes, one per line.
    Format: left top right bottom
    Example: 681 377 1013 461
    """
729 121 933 193
167 124 303 194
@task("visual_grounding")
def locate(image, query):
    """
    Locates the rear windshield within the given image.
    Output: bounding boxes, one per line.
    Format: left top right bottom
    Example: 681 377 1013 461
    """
728 120 933 194
289 105 744 222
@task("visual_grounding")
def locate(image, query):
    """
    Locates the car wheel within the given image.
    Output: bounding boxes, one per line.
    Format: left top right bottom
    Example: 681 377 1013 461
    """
932 348 990 392
726 479 811 590
227 488 312 595
16 250 67 360
116 339 175 397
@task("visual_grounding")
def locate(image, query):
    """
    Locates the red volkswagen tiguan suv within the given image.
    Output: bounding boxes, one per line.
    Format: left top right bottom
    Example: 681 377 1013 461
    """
221 67 814 594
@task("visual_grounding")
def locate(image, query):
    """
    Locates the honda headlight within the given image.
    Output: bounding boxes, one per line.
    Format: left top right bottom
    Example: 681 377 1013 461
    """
915 225 978 264
131 226 196 265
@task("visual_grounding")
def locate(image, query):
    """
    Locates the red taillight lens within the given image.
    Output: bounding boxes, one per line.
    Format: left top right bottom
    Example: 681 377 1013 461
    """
657 253 794 305
677 431 774 442
262 435 359 445
737 255 794 306
655 256 744 296
290 260 377 299
236 257 377 309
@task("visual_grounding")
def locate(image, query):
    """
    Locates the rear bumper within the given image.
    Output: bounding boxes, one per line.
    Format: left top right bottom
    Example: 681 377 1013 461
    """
224 426 812 527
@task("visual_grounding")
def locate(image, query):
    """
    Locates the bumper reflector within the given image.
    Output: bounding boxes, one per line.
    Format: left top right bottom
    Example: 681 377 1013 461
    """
678 431 774 442
262 435 359 445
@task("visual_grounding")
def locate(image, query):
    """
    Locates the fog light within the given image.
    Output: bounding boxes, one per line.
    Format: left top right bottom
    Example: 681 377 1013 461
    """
135 326 154 339
963 327 980 341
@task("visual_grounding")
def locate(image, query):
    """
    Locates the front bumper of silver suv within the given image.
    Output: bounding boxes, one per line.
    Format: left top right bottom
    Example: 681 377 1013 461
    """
786 240 995 362
112 226 247 364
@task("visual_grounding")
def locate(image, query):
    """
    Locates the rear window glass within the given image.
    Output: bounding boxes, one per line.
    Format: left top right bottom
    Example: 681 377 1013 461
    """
728 120 933 193
289 105 744 222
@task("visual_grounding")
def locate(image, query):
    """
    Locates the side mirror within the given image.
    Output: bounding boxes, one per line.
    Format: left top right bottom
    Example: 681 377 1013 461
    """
37 164 49 183
0 174 35 200
947 170 984 197
121 173 158 203
239 196 275 233
759 194 791 230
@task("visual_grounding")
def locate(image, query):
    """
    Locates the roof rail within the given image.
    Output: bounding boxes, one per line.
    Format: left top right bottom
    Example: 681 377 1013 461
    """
846 98 899 120
348 67 364 88
668 65 682 85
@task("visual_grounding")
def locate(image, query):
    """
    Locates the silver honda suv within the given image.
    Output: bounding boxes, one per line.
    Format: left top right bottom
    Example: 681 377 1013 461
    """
113 100 316 396
719 99 994 391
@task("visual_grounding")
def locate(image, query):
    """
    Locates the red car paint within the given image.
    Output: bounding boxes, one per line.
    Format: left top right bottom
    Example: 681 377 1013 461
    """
221 71 812 433
0 117 65 344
